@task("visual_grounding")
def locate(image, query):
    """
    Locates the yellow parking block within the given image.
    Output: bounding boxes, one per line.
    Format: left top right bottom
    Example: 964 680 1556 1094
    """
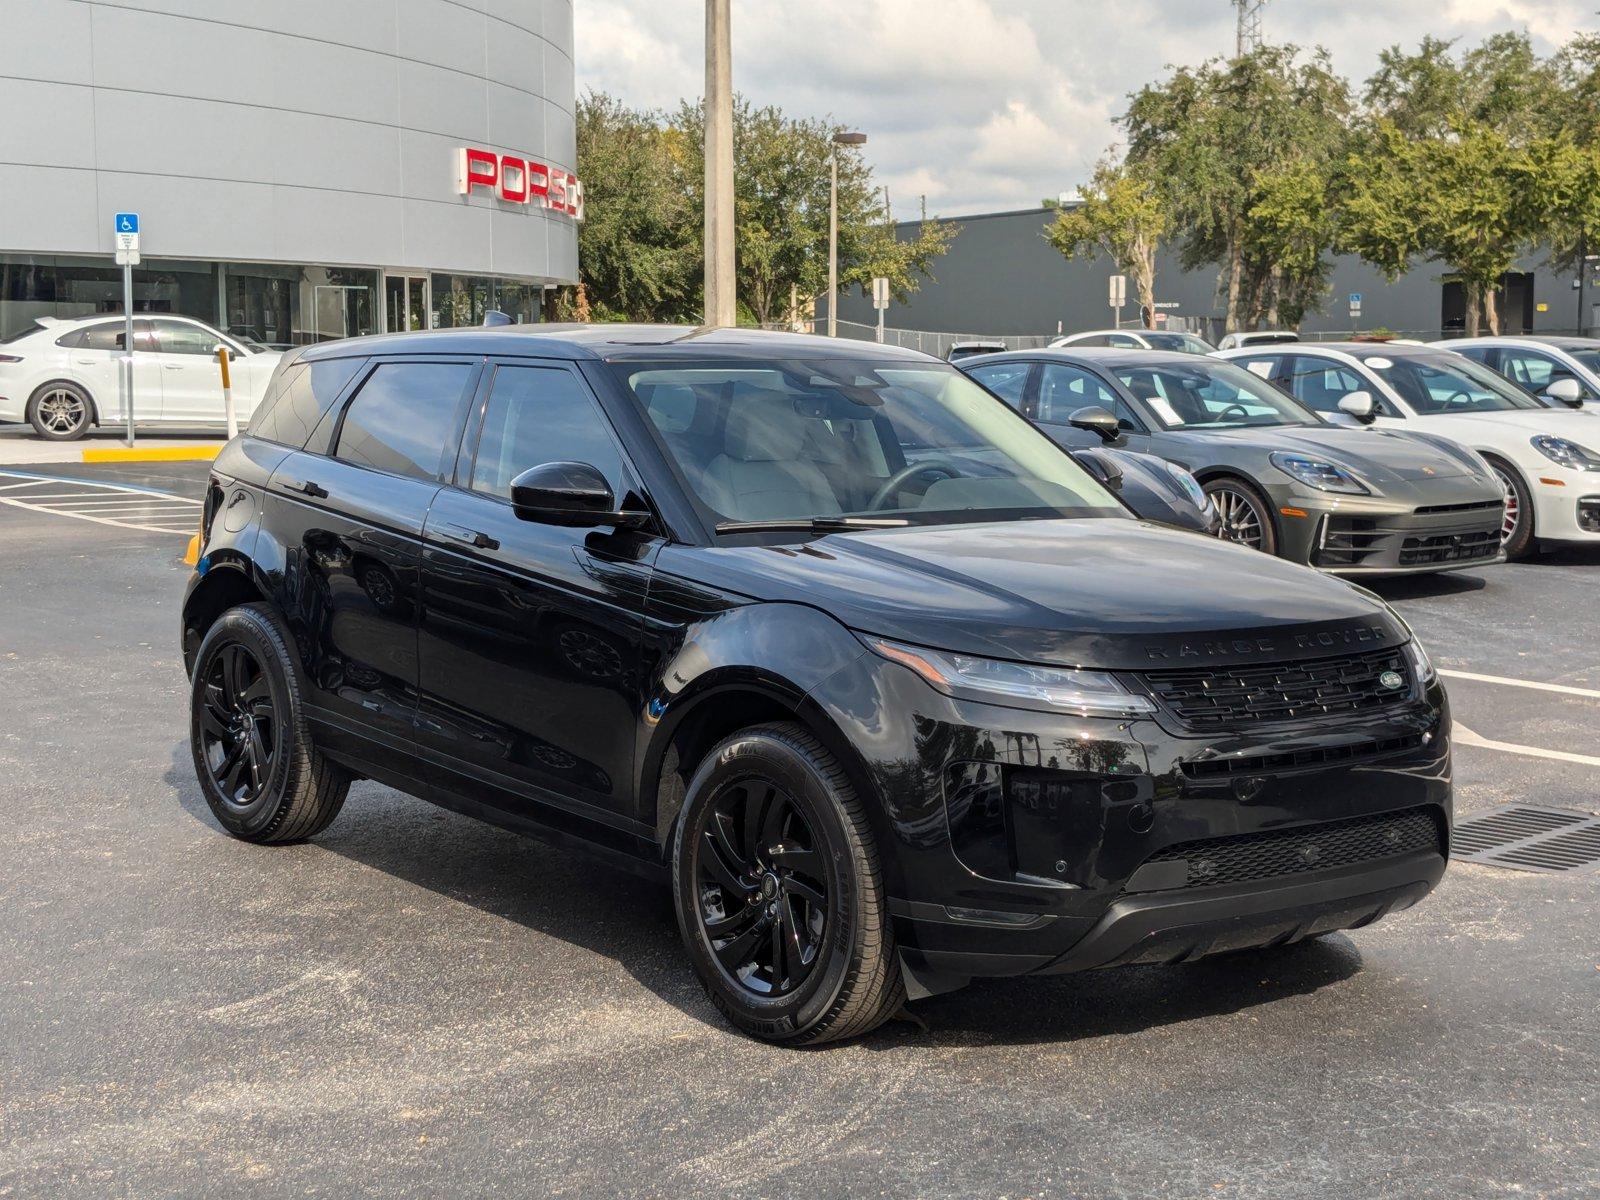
183 534 201 566
81 444 223 463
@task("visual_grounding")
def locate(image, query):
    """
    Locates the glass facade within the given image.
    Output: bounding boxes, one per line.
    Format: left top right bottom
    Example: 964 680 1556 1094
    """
1 254 545 346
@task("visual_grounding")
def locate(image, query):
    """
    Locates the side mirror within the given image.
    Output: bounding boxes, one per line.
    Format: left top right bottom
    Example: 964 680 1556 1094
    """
1337 391 1377 424
1544 377 1584 408
1068 405 1124 445
509 462 649 529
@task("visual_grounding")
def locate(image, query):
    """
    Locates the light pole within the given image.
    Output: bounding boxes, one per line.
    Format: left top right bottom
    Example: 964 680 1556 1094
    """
703 0 736 327
828 130 866 337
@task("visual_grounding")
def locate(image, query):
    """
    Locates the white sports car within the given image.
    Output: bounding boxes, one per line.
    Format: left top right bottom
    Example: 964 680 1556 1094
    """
1428 335 1600 414
0 314 282 440
1217 341 1600 559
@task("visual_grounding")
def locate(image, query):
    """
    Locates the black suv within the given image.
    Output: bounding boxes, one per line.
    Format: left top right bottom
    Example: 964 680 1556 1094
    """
182 325 1451 1044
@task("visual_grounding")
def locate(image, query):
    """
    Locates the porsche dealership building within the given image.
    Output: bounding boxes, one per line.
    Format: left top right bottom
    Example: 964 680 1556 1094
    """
0 0 579 347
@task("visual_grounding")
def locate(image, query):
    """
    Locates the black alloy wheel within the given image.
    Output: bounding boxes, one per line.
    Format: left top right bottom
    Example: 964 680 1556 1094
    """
189 603 349 843
197 642 279 807
695 778 830 998
672 723 903 1043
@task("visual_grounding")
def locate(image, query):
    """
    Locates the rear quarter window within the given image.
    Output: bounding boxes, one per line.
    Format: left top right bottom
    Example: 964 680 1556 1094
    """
247 357 363 449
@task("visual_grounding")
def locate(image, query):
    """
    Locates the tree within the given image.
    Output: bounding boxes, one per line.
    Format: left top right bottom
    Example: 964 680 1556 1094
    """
673 98 956 326
1345 34 1564 334
1122 45 1350 332
573 93 699 322
1045 161 1165 326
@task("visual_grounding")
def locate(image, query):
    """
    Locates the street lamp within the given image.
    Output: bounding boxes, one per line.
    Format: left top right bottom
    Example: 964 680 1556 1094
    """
828 130 867 337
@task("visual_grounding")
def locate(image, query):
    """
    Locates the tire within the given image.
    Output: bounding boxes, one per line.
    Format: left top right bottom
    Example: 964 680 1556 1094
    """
1484 455 1535 561
27 381 95 441
1202 475 1278 556
189 602 349 843
671 722 903 1044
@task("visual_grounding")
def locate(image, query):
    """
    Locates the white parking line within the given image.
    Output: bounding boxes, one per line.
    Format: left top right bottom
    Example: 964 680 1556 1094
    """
0 468 201 538
1453 723 1600 768
1439 668 1600 701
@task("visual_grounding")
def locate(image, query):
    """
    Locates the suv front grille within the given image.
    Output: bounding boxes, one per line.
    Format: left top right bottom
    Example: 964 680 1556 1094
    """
1137 646 1412 731
1398 528 1500 566
1136 806 1444 890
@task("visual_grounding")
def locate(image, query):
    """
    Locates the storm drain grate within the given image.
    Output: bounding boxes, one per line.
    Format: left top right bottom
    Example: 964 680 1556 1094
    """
1450 804 1600 874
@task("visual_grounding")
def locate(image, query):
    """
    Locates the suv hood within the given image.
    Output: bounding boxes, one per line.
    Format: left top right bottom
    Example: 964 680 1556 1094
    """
659 519 1406 670
1172 425 1482 483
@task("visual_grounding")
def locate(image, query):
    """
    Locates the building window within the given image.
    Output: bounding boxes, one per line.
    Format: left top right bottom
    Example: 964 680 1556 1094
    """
0 254 218 339
224 264 378 348
432 274 545 328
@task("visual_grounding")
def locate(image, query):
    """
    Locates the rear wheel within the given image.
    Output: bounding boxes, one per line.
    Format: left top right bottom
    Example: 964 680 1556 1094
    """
1202 476 1278 556
190 603 349 843
1485 456 1535 560
672 723 903 1044
27 382 94 441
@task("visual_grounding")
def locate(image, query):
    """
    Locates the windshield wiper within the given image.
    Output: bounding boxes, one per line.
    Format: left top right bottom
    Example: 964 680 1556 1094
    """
714 517 911 535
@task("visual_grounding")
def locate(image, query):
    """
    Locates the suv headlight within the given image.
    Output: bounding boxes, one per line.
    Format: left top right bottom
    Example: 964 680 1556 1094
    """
866 638 1156 718
1269 452 1370 494
1530 435 1600 471
1402 637 1436 685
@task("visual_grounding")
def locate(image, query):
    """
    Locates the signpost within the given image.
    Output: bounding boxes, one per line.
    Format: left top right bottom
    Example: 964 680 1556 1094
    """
1109 274 1127 327
871 276 890 343
114 213 140 446
1348 291 1362 331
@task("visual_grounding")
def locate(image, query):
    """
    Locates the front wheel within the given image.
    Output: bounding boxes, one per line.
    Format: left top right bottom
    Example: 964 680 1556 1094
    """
671 723 903 1044
1202 476 1278 556
1486 456 1535 560
189 602 349 843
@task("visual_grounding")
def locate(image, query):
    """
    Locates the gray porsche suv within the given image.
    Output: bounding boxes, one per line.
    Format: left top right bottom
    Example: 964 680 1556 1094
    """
962 349 1506 575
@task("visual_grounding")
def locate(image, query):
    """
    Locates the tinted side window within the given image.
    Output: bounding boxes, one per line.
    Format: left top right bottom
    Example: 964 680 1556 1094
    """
74 321 155 352
1036 363 1131 426
153 320 220 355
249 358 363 449
1496 348 1586 395
470 366 625 499
334 362 475 481
967 362 1031 409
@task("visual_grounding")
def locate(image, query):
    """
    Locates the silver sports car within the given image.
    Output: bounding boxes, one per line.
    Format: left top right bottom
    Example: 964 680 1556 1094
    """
960 348 1507 575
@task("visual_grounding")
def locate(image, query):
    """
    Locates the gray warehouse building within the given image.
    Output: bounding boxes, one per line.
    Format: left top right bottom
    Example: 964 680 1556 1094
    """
0 0 579 346
834 206 1600 346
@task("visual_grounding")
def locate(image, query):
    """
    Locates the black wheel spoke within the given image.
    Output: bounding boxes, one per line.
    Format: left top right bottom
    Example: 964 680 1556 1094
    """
701 828 753 896
713 912 772 970
247 727 270 790
783 874 826 907
704 903 759 937
218 743 248 795
198 704 229 740
768 844 819 877
770 910 789 987
241 676 272 706
742 783 775 864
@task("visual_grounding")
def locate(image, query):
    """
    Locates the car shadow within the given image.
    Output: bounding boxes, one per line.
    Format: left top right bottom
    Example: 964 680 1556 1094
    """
1364 569 1490 602
166 744 1364 1046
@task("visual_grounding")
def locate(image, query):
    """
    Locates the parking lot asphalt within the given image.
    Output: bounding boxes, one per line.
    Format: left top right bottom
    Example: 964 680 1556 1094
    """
2 462 1597 1199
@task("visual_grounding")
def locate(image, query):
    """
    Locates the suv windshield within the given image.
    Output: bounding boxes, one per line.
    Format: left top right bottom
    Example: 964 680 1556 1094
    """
1113 360 1316 429
612 358 1123 530
1354 352 1543 414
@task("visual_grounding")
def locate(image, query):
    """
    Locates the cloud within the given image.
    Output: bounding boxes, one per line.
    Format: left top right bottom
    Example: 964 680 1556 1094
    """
575 0 1596 218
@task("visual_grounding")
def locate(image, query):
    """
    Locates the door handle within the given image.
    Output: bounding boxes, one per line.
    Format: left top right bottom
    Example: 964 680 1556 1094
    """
435 522 499 551
164 363 184 370
284 479 328 499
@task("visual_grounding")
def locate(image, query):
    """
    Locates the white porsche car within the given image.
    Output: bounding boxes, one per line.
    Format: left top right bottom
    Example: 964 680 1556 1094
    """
1429 335 1600 413
0 314 282 440
1218 341 1600 559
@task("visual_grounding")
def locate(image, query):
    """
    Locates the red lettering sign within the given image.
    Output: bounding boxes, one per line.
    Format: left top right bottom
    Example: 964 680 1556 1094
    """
457 147 582 220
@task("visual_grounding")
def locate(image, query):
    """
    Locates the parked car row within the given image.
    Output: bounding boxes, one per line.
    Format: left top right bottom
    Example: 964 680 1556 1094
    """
949 331 1600 567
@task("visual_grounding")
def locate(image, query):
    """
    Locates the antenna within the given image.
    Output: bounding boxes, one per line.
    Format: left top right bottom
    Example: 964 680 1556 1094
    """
1233 0 1267 55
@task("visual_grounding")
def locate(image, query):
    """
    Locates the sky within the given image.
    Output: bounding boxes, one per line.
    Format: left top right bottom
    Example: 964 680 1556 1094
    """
573 0 1596 220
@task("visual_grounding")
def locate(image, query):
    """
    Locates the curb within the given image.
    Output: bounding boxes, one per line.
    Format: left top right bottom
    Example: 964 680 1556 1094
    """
80 445 223 464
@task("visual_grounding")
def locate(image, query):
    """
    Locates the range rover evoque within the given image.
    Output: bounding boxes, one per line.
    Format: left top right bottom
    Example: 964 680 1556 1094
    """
182 325 1452 1044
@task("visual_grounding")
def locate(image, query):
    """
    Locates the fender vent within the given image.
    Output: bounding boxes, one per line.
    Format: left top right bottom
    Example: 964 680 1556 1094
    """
1450 804 1600 874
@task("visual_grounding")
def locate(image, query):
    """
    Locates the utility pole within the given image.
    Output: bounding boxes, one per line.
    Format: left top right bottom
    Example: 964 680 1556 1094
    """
828 130 867 337
703 0 736 327
1233 0 1267 56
